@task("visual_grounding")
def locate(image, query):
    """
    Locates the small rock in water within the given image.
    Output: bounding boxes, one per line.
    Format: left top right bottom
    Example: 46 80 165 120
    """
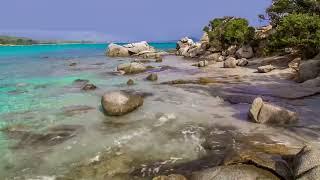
101 91 144 116
69 62 77 66
257 65 276 73
217 55 225 62
248 97 298 125
81 83 97 91
127 79 135 85
146 73 158 81
73 79 89 86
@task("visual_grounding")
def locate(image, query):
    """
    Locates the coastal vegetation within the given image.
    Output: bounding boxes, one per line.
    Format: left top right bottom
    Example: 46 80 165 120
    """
203 17 255 50
203 0 320 59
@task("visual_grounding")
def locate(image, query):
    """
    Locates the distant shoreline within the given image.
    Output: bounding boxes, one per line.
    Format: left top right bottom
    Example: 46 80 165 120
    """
0 43 104 47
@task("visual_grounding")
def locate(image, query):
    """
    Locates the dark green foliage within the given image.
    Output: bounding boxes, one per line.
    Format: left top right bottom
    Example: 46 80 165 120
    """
268 13 320 58
267 0 320 24
204 17 255 49
0 36 38 45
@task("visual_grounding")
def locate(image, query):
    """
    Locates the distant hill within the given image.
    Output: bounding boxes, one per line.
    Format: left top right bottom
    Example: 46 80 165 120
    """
0 36 38 45
0 35 94 45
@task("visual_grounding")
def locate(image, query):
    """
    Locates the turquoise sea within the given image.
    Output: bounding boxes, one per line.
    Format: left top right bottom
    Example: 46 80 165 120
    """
0 43 183 178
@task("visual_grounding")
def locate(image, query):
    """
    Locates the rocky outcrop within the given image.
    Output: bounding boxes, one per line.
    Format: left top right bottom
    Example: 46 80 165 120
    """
101 91 143 116
224 57 238 68
107 41 165 58
249 97 298 125
257 65 276 73
106 43 130 57
297 60 320 83
117 62 146 74
236 45 254 59
176 37 195 56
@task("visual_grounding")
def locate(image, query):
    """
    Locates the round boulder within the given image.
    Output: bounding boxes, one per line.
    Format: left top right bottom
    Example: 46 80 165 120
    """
224 57 238 68
117 62 146 74
101 91 143 116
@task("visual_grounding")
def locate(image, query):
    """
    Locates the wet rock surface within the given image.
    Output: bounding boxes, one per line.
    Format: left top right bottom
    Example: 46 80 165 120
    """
3 124 83 149
117 62 147 74
101 91 144 116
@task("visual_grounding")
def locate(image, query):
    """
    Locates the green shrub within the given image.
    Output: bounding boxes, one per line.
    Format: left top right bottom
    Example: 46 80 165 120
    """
267 0 320 24
268 13 320 58
203 17 255 49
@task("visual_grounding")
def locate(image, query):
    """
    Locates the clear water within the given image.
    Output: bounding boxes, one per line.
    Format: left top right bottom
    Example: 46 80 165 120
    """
0 43 319 179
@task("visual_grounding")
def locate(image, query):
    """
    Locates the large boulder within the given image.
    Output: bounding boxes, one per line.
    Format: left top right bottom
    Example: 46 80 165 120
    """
236 45 254 59
294 146 320 179
117 62 146 74
106 43 130 57
101 91 143 116
176 37 195 56
297 60 320 83
224 57 238 68
107 41 156 57
237 58 249 67
190 164 280 180
249 97 298 125
123 41 155 54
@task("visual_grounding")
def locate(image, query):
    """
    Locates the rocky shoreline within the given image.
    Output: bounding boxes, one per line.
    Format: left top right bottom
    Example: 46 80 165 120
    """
49 38 320 180
2 38 320 179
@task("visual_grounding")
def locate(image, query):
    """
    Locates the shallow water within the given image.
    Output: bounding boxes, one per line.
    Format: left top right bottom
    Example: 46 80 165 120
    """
0 43 320 179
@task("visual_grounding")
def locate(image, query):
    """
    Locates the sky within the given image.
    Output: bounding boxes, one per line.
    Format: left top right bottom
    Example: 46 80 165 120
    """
0 0 271 42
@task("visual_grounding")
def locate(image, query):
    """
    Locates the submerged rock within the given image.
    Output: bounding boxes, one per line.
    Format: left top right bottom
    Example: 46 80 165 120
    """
81 83 97 91
101 91 144 116
257 65 276 73
146 73 158 81
117 62 146 74
127 79 135 85
63 105 95 116
191 164 280 180
3 124 83 148
73 79 89 86
249 97 298 125
224 57 238 68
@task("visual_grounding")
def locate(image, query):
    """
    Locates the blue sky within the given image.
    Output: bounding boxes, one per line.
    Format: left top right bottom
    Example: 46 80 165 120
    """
0 0 271 42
